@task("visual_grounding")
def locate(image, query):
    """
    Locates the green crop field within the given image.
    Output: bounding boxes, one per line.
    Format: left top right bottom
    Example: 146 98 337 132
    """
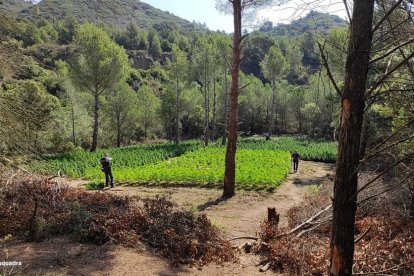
84 147 291 190
31 136 336 190
238 136 337 162
31 141 202 177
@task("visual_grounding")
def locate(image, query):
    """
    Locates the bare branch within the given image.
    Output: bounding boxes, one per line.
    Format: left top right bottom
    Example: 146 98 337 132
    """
371 0 404 34
317 42 342 97
370 37 414 65
366 51 414 98
358 171 414 205
355 155 412 198
273 204 332 239
238 81 252 91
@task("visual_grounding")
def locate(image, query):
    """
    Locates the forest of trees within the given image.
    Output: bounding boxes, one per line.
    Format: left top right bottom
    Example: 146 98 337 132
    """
0 1 351 155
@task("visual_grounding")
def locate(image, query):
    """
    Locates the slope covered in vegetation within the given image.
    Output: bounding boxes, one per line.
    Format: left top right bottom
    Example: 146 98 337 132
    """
0 0 198 32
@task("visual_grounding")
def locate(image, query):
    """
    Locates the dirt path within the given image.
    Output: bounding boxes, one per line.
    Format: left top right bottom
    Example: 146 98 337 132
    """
7 161 334 276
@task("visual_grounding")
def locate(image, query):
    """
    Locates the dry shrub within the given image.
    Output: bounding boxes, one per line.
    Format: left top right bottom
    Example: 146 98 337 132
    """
353 215 414 275
260 223 329 275
261 182 414 275
0 176 235 265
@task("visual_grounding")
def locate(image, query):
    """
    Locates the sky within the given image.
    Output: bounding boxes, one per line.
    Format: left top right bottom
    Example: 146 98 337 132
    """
140 0 349 33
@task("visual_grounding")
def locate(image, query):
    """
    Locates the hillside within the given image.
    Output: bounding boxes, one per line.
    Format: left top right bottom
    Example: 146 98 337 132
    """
0 0 196 32
1 1 347 37
260 10 347 37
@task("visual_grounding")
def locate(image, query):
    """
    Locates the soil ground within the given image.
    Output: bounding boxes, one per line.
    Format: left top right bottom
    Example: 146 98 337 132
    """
4 161 334 276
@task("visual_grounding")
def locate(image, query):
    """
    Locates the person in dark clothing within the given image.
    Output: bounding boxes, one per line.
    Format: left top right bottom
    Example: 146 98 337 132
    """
100 153 114 188
291 151 300 173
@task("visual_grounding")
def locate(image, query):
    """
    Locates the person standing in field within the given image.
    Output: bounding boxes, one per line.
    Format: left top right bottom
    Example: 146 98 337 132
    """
100 153 114 188
291 151 300 173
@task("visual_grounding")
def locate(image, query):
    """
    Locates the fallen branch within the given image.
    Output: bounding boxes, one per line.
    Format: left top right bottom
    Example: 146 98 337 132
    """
354 226 372 244
296 216 332 238
274 204 332 239
228 236 258 241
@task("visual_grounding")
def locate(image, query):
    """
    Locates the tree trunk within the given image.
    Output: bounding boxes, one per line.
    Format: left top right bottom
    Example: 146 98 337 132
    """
329 1 375 275
269 81 276 136
204 76 209 147
359 113 370 159
223 0 241 198
212 79 217 141
175 76 180 144
116 113 121 147
222 60 229 146
71 105 76 146
90 91 100 152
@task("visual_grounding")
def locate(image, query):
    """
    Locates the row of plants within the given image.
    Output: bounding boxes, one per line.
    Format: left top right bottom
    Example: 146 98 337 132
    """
31 136 336 189
84 147 291 190
238 136 337 162
31 141 202 177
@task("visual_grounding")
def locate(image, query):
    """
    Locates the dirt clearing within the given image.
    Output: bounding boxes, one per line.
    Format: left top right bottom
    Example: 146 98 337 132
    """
4 161 334 275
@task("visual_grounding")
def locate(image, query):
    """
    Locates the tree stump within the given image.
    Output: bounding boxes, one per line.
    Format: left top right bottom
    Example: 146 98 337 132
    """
267 207 279 226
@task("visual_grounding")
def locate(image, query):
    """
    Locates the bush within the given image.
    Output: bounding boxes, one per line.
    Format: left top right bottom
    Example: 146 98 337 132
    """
0 176 235 265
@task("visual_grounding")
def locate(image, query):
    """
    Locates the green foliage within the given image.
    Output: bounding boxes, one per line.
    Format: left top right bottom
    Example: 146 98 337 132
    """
321 27 348 77
31 140 202 177
301 103 322 137
71 23 129 94
104 83 139 146
84 147 291 190
148 28 162 59
241 32 275 80
238 136 337 162
85 180 104 190
136 84 162 140
165 44 190 133
261 46 288 84
33 136 336 189
260 11 347 37
1 0 197 34
0 80 60 152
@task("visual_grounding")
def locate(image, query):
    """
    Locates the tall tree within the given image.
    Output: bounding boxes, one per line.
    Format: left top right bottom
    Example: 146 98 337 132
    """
218 0 283 197
125 22 140 50
71 23 129 151
138 85 161 140
148 28 162 59
106 83 137 147
56 60 79 146
260 46 288 135
329 0 375 275
192 36 217 146
213 35 232 145
167 44 189 144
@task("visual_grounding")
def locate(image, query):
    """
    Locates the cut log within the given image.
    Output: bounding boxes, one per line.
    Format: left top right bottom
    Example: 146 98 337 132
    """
267 207 279 226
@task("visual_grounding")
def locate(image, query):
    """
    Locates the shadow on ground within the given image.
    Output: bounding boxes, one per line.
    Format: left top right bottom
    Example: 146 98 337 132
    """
196 196 230 212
